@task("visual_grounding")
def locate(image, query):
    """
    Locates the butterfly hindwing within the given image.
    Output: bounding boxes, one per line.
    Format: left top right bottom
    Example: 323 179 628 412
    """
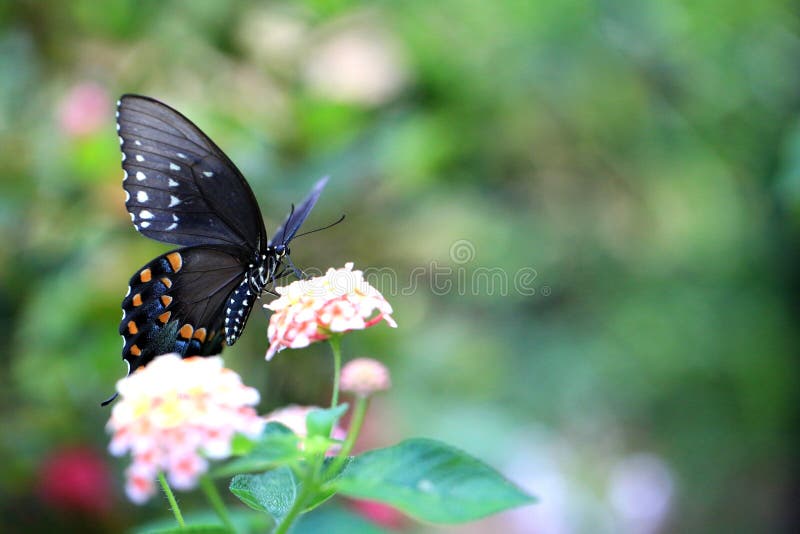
117 95 267 250
120 245 249 373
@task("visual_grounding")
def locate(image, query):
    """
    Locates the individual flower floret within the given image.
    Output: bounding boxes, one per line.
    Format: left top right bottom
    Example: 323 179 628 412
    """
340 357 391 396
264 263 396 359
106 354 264 504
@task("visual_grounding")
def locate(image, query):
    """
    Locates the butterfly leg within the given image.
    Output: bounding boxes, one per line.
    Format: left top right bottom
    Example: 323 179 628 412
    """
264 264 301 295
283 255 307 279
100 392 119 406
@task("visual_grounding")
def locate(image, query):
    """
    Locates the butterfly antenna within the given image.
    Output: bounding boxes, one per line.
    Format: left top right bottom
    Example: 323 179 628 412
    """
293 214 346 240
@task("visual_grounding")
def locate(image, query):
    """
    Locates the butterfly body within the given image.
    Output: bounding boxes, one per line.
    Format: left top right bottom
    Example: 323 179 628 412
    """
112 95 328 388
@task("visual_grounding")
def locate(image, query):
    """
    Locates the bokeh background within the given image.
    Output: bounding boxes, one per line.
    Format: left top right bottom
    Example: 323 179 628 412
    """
1 1 798 532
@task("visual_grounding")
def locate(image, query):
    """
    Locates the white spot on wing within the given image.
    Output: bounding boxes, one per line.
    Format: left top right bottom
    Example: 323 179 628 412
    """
166 222 178 231
169 163 180 171
140 221 151 228
124 190 130 202
177 152 187 159
136 154 144 162
137 191 149 202
140 210 154 220
118 136 124 145
136 171 146 181
121 152 126 162
169 195 181 207
203 171 214 177
172 214 179 222
168 178 179 187
129 213 135 221
123 170 128 181
134 140 142 146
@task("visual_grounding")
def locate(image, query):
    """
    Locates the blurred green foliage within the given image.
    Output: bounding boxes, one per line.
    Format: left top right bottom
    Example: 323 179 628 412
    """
0 0 798 532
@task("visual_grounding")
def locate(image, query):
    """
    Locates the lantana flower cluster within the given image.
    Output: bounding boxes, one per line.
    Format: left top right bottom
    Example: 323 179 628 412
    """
106 354 264 503
265 262 397 359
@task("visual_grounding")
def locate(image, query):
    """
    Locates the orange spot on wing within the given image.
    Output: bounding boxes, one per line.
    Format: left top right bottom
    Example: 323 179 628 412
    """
161 277 173 288
166 252 183 272
158 311 171 324
130 344 142 357
127 321 138 335
179 324 194 339
160 295 173 307
140 268 152 283
132 293 143 307
193 328 207 343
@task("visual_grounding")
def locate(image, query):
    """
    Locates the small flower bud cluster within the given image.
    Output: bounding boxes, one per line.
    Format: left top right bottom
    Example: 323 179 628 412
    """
341 357 391 396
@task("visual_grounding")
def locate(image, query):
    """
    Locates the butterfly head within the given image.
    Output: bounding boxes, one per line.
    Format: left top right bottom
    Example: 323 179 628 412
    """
273 244 289 258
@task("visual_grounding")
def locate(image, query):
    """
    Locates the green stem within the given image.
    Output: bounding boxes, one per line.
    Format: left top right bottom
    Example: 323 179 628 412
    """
200 475 235 533
273 454 324 534
329 335 342 408
324 396 368 481
158 472 185 528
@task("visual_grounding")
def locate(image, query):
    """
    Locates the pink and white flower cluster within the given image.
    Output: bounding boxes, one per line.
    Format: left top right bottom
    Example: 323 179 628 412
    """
106 354 265 504
265 262 397 359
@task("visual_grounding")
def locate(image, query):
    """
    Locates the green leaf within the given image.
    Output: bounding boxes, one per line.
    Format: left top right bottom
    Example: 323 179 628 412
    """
332 438 535 523
132 510 271 534
230 433 258 456
210 423 300 478
229 458 354 521
306 403 349 438
230 467 297 520
302 457 353 513
294 503 387 534
138 525 230 534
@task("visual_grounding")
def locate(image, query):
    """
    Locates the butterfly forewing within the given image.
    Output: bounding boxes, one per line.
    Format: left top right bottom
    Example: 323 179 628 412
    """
117 95 267 250
120 245 249 373
270 176 329 246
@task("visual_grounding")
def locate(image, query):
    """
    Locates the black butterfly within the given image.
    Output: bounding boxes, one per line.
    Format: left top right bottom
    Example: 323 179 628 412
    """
105 95 329 404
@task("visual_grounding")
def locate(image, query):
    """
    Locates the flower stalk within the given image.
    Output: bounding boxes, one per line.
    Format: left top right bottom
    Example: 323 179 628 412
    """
325 395 368 482
200 475 234 532
158 472 185 528
329 335 342 409
274 453 325 534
